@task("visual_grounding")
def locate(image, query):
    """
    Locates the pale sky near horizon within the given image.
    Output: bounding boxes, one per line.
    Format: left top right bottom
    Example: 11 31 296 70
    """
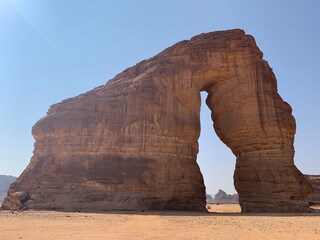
0 0 319 195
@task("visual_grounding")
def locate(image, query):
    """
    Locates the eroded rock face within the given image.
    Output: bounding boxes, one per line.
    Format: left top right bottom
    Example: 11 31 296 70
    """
2 29 312 212
1 191 29 211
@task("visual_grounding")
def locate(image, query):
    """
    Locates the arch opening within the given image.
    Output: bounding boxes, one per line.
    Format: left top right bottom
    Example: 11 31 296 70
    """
197 91 236 200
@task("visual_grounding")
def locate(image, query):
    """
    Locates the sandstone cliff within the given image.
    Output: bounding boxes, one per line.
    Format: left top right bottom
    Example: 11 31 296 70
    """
2 29 312 212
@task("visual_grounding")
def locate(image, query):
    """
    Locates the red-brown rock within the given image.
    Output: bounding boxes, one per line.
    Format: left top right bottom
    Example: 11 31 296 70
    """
1 29 312 212
1 191 28 211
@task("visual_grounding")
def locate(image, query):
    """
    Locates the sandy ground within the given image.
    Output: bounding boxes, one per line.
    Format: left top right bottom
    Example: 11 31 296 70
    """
0 204 319 240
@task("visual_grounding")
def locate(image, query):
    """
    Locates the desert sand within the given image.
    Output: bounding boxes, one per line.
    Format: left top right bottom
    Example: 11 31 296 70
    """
0 204 319 240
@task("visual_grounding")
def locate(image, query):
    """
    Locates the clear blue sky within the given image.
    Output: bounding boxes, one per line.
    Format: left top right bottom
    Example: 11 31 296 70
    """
1 0 319 195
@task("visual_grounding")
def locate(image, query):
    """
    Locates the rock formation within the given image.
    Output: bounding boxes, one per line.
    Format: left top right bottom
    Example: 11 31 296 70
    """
210 189 239 204
1 191 28 210
2 29 312 213
305 175 320 204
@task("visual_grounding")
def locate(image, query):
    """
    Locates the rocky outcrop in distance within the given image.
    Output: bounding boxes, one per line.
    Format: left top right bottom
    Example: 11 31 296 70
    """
0 175 16 201
305 175 320 204
207 189 239 204
2 29 312 213
206 194 213 201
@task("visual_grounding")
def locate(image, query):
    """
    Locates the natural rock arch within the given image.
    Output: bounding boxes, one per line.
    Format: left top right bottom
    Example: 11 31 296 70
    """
2 29 312 212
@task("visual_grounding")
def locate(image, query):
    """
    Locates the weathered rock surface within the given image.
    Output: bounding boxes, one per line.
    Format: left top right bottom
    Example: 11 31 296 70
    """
1 191 29 211
305 175 320 204
2 29 312 212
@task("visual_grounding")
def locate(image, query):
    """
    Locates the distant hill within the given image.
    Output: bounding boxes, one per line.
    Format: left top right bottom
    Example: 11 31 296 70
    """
206 193 213 200
0 175 17 201
207 189 239 204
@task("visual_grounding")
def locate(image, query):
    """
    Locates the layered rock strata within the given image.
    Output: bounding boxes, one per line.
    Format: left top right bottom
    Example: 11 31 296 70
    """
2 29 312 212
